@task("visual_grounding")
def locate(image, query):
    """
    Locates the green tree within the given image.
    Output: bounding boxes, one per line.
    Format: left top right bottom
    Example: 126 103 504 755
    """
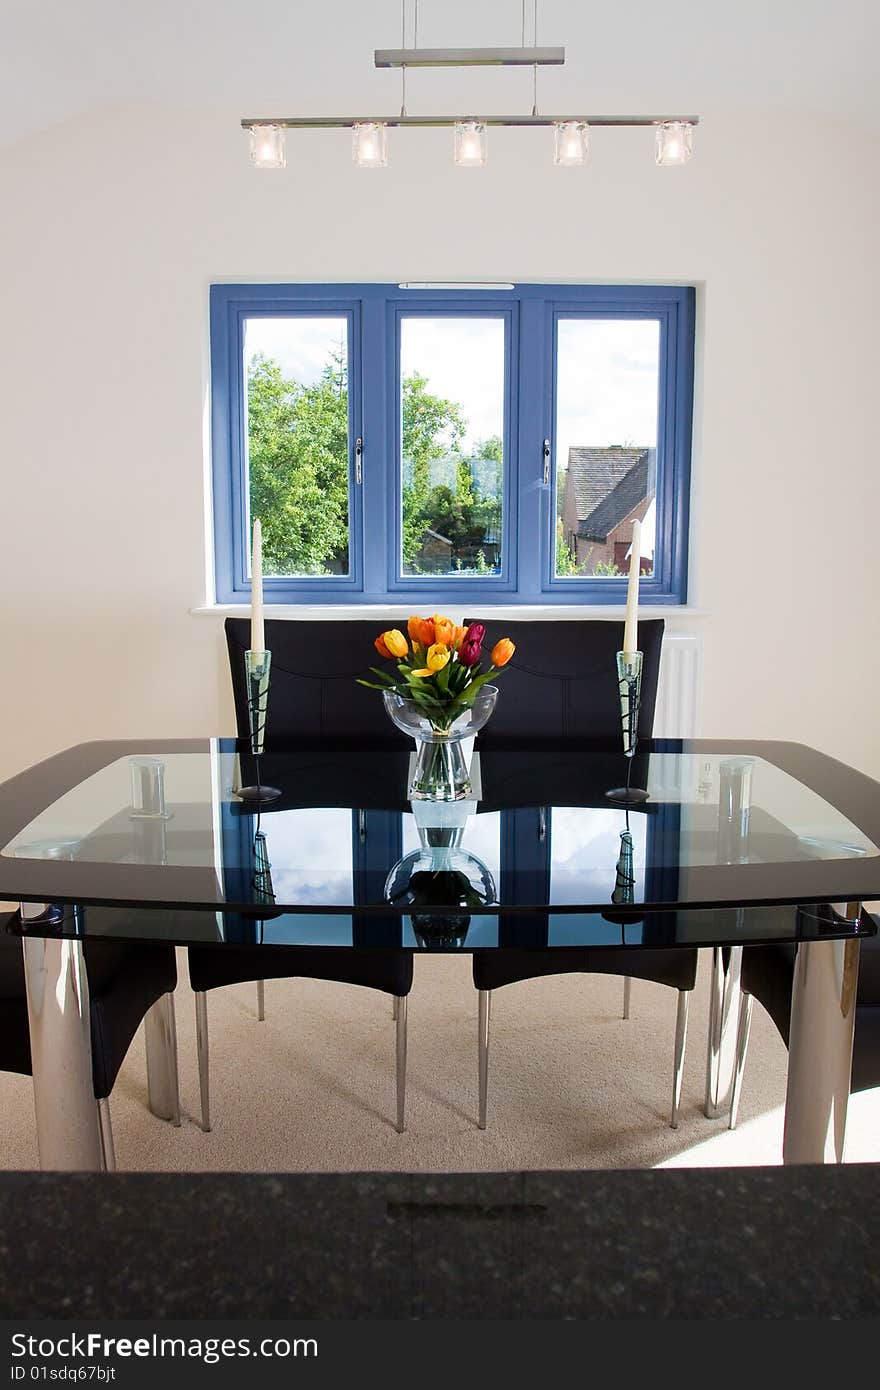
556 518 580 576
401 373 467 569
247 352 350 575
247 354 500 577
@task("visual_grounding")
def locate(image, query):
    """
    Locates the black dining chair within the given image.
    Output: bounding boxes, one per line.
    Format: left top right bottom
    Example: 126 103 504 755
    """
187 619 413 1135
464 617 699 1130
728 918 880 1129
0 912 180 1169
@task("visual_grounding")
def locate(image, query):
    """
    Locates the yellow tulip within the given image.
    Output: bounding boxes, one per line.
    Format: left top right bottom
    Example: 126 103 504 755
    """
382 629 408 659
411 642 450 678
426 642 450 671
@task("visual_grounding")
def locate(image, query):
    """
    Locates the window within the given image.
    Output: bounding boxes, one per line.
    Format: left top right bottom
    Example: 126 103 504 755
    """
210 284 694 605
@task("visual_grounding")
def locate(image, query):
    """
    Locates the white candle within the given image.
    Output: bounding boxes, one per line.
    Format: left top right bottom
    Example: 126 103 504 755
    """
251 517 265 655
622 519 641 655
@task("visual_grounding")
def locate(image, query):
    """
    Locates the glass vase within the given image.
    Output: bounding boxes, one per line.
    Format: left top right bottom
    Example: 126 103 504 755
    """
382 686 498 801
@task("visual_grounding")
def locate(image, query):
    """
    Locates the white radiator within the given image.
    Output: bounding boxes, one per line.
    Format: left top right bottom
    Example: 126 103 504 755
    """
653 631 703 738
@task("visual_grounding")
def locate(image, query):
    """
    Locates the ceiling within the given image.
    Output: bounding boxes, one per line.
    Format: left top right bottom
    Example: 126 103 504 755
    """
2 0 877 147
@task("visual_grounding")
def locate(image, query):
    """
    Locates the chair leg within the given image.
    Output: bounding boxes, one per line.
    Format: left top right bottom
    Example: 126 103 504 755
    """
623 976 632 1020
395 996 408 1134
144 991 181 1126
478 990 491 1131
195 991 212 1133
728 991 754 1130
670 990 690 1129
256 980 265 1021
392 996 399 1022
97 1097 116 1172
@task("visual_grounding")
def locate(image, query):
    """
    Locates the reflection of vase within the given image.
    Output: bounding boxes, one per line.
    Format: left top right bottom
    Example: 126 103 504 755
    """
383 686 497 801
384 846 496 949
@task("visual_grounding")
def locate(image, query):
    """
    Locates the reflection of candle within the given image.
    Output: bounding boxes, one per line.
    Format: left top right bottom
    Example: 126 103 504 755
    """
622 519 641 655
251 518 265 655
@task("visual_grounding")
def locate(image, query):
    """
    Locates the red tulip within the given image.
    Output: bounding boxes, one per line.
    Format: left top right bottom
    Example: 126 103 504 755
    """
459 632 484 667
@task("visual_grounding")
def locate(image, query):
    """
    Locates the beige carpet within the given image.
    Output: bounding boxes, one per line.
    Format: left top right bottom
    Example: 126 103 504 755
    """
1 950 877 1171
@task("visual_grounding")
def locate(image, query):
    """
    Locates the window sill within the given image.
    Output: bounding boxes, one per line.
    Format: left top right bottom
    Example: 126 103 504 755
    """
190 603 711 621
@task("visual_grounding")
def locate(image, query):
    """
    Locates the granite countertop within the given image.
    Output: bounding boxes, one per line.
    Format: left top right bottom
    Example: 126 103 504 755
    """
0 1166 877 1319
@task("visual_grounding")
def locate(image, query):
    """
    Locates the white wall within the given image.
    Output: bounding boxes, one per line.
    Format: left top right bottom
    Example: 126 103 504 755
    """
1 103 878 781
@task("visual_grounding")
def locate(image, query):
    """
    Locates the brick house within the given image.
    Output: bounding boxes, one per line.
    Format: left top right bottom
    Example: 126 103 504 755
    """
560 446 655 573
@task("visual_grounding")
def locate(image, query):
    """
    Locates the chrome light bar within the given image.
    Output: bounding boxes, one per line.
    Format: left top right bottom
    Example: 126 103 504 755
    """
241 114 699 130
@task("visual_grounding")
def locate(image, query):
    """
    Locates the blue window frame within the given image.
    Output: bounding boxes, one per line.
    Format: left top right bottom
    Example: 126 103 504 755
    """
210 283 694 606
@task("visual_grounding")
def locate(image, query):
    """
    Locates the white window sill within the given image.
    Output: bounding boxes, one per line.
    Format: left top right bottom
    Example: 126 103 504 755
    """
191 603 711 621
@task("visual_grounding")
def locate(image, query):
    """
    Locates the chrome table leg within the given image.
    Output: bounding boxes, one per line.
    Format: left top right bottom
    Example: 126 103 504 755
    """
97 1097 117 1172
144 992 181 1125
704 944 742 1118
728 991 753 1130
21 928 103 1172
195 991 211 1132
622 976 632 1020
783 936 859 1164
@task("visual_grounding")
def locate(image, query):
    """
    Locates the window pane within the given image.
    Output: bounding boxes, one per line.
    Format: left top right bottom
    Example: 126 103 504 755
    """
245 316 350 577
555 319 660 579
400 317 504 578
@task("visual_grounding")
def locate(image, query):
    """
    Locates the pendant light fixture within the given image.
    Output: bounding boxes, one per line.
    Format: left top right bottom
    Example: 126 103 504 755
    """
242 2 698 171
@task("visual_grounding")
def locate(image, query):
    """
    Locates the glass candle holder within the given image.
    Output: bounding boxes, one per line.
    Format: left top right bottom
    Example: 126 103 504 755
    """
606 651 650 805
129 757 171 819
235 650 282 804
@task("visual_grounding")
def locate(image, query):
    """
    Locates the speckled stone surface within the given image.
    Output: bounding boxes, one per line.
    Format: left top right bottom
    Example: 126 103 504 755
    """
0 1167 877 1319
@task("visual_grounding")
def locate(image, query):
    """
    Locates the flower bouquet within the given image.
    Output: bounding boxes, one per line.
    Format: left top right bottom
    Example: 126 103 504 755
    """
358 614 515 800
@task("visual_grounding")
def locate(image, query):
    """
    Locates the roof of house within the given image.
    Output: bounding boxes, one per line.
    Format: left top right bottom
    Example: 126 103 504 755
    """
566 447 654 541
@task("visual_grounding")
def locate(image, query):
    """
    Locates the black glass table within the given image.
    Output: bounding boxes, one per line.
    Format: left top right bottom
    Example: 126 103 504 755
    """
1 736 878 1171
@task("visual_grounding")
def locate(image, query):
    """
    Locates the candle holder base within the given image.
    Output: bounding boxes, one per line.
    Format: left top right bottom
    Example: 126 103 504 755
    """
235 784 282 805
605 784 650 806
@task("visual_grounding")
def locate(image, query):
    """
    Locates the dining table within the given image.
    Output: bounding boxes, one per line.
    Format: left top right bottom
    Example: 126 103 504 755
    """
1 734 878 1172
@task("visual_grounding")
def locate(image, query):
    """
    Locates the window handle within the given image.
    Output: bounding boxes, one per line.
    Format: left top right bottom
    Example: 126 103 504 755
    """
542 438 551 486
355 436 363 484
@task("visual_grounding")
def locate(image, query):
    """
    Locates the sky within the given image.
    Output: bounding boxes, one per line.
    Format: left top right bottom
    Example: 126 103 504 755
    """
244 313 660 479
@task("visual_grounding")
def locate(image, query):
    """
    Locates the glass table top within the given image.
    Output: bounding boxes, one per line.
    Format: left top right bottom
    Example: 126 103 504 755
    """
0 740 879 952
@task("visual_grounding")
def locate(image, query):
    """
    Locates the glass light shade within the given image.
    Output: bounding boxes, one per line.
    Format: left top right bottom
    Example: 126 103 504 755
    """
553 120 589 166
655 121 694 166
352 122 388 167
249 124 286 169
454 121 488 167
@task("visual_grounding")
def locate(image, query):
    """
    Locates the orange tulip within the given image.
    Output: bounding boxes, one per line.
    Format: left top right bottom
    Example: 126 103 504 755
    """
432 613 455 647
411 643 450 677
451 624 468 650
407 615 435 647
382 629 408 659
491 637 515 668
374 634 392 659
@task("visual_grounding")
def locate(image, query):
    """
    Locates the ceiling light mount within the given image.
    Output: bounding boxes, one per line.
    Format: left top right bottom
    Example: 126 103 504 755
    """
374 46 564 68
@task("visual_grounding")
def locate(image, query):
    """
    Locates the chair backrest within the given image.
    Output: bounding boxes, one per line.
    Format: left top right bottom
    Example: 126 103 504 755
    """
463 618 664 743
225 618 409 746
